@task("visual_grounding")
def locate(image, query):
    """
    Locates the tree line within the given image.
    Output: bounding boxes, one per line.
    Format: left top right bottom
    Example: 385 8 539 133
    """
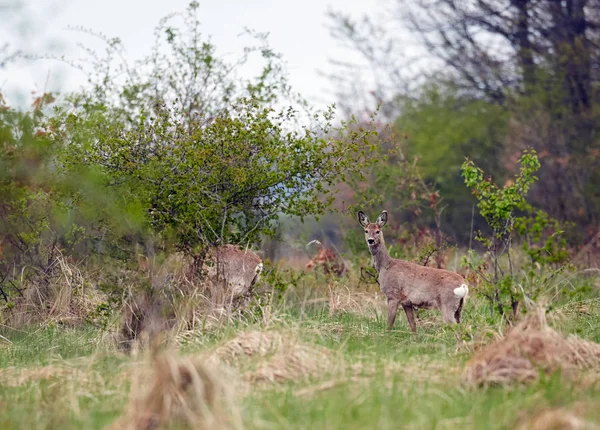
328 0 600 245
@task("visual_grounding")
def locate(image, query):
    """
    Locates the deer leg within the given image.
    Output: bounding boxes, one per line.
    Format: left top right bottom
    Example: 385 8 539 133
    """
441 303 458 324
402 304 417 334
387 299 400 330
454 298 464 323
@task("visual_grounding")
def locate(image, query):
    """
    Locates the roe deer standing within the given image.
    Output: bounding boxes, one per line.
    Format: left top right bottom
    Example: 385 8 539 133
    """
358 210 468 334
202 245 263 305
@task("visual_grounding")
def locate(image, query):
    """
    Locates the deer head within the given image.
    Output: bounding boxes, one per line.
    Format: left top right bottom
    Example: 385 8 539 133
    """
357 210 388 250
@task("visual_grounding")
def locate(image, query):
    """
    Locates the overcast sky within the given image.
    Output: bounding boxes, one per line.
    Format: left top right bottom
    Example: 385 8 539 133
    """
0 0 379 110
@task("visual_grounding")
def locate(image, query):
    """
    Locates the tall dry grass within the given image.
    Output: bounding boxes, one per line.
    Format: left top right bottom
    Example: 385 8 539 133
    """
0 252 108 328
109 350 242 430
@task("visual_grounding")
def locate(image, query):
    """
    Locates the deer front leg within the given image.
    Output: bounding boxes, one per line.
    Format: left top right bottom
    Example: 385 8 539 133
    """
387 298 400 330
402 304 417 334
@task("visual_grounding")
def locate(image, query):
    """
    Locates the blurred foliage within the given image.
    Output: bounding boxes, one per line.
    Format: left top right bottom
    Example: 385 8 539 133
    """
0 92 66 299
399 85 508 184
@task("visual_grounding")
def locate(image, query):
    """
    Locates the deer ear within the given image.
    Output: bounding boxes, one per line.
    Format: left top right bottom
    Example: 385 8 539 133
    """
357 211 370 227
376 210 388 227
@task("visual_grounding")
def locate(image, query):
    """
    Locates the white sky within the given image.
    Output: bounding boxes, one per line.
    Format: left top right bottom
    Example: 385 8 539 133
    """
0 0 380 111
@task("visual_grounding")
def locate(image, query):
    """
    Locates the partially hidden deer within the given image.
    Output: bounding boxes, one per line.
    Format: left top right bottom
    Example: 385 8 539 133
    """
358 210 468 334
305 240 347 277
202 244 264 303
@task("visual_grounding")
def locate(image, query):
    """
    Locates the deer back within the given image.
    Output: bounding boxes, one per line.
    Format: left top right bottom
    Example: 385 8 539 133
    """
381 259 465 307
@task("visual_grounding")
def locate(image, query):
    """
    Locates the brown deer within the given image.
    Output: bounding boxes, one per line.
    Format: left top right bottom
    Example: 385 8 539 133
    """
202 245 263 303
358 210 468 333
305 240 346 277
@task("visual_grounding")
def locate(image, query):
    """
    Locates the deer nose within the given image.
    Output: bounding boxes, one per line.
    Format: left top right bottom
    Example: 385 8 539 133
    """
367 239 374 244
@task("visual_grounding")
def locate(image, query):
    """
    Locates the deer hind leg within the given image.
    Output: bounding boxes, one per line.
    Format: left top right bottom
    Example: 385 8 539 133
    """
387 298 400 330
402 304 417 334
454 298 464 323
441 302 458 324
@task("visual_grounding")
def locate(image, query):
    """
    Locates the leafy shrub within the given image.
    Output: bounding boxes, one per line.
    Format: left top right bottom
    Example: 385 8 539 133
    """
51 2 384 263
60 99 380 257
462 150 572 319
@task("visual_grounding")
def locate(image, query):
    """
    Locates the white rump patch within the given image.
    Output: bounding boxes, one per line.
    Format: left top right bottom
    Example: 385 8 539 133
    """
453 284 469 298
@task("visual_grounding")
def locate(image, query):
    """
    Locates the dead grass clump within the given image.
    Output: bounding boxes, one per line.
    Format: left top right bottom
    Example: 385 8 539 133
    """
249 342 336 384
117 248 267 350
203 330 338 385
116 253 202 352
515 403 598 430
0 365 88 387
109 352 240 430
210 331 285 363
463 307 600 387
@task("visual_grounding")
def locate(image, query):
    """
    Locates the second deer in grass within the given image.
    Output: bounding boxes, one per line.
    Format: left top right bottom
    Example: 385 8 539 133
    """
202 244 263 304
358 210 468 334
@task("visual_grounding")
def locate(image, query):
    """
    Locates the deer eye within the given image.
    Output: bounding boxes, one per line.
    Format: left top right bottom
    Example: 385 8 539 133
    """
375 231 380 235
364 230 368 233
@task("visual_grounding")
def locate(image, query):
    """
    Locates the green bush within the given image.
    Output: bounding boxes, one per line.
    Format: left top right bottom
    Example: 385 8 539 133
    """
461 150 572 319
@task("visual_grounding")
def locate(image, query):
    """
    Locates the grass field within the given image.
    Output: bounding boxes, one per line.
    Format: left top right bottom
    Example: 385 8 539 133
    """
1 278 600 429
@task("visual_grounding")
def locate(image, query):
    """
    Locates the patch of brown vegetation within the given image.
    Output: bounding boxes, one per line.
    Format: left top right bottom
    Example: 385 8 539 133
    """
327 286 385 318
117 247 265 351
515 403 598 430
203 328 457 394
1 253 108 328
463 307 600 387
108 352 240 430
118 288 175 353
202 330 339 386
0 365 88 387
116 253 203 351
249 342 336 383
209 331 285 363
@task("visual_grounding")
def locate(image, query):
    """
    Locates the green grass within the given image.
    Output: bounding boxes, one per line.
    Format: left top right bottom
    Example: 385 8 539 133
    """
0 326 105 367
1 283 600 429
247 372 600 430
0 327 127 430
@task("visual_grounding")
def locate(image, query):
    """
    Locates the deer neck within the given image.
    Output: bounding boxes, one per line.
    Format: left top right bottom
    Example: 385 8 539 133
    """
370 237 391 273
